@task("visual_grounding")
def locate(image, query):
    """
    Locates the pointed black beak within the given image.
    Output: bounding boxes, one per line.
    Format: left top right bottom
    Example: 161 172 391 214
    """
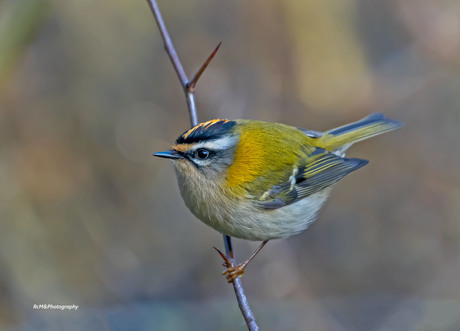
153 150 184 159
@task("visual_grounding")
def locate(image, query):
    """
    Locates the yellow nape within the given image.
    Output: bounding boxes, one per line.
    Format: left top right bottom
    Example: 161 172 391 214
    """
226 127 266 189
225 121 309 193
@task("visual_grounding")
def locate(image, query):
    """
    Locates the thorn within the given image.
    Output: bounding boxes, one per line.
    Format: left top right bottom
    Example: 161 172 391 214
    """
213 246 233 268
187 41 222 92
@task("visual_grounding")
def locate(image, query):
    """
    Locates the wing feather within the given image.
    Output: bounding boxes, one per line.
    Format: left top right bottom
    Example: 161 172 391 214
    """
257 149 368 209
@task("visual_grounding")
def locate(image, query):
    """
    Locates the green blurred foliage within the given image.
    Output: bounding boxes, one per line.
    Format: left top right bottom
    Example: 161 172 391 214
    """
1 0 460 329
0 0 50 88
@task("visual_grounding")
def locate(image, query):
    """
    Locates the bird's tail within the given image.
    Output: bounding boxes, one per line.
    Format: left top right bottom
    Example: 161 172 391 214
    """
319 113 403 152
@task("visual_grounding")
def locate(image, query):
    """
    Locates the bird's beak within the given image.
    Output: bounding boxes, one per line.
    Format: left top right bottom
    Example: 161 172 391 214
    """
153 149 184 159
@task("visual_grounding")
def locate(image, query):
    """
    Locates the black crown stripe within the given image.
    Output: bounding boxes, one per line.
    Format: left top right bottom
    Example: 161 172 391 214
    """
176 119 237 144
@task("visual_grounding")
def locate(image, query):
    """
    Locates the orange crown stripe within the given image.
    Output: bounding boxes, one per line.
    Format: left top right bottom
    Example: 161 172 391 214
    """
173 143 192 152
182 119 230 139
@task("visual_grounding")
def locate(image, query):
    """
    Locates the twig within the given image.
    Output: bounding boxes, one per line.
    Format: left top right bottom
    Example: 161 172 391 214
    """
187 42 222 92
146 1 259 330
146 0 197 126
223 235 259 330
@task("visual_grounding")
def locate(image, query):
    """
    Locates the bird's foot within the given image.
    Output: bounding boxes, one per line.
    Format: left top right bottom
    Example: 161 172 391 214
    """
222 263 246 283
213 247 246 283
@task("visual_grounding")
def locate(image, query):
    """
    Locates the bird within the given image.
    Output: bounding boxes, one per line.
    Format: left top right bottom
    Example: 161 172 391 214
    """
154 113 402 282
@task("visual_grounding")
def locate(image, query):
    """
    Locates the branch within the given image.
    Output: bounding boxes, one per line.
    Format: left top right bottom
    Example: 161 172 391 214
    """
146 1 259 330
146 0 197 126
187 41 222 92
223 235 259 330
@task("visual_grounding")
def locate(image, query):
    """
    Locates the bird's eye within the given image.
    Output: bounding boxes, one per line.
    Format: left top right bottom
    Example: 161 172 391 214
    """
195 148 210 160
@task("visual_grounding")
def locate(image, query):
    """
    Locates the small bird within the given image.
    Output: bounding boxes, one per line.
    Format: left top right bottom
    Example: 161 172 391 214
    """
154 113 402 282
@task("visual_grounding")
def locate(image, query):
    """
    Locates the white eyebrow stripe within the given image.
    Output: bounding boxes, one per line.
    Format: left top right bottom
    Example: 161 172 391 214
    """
192 136 238 151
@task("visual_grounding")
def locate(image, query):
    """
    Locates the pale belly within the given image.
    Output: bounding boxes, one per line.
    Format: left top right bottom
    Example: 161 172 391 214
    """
204 190 331 241
179 176 331 240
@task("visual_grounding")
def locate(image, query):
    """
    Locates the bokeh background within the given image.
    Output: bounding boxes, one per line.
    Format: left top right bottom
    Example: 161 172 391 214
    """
1 0 460 330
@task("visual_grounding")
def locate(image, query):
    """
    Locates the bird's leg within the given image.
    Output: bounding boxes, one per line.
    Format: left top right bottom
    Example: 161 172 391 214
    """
214 240 269 283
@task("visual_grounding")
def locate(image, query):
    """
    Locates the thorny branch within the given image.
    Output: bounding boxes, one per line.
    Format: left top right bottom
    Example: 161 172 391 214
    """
146 0 197 126
146 1 259 330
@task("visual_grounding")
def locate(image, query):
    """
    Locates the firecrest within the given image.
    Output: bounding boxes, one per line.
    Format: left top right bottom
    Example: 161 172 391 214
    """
154 113 402 281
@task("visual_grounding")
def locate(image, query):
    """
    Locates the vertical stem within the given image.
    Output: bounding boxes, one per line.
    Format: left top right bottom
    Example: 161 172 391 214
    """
146 0 188 87
146 1 258 329
185 93 199 127
224 235 259 331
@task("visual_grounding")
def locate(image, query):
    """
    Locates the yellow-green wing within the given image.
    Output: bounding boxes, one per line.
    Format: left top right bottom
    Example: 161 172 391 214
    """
257 148 368 209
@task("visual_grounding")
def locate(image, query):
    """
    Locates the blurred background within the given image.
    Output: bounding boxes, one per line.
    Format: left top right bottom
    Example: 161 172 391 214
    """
1 0 460 330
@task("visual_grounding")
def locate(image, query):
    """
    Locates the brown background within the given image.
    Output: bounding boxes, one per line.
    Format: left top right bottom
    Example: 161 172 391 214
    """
1 0 459 330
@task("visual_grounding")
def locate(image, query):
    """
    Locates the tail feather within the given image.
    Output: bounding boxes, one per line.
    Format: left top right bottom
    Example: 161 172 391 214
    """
319 113 403 152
